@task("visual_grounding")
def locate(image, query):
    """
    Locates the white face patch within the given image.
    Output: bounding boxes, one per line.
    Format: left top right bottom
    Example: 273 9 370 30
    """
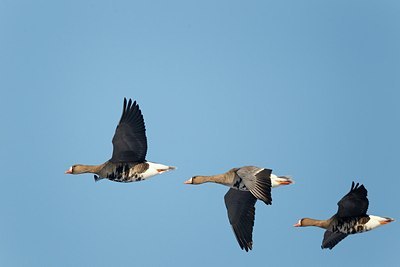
65 166 73 174
185 178 193 184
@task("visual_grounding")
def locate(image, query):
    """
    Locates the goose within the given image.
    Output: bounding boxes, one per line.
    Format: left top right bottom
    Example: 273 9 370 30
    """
294 182 394 249
184 166 293 251
65 98 175 182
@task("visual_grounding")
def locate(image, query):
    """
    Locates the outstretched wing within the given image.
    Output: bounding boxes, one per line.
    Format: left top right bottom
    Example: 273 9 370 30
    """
237 167 272 205
321 230 348 250
337 181 369 218
110 98 147 163
224 188 257 252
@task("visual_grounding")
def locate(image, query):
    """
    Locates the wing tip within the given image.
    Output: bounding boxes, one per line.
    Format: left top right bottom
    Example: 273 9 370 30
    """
242 242 253 252
349 181 368 195
118 97 144 124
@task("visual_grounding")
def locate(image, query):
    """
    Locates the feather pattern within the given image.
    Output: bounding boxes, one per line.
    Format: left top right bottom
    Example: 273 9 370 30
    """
337 182 369 218
321 230 348 249
296 182 393 250
65 98 175 183
224 189 257 252
110 98 147 163
186 166 293 251
236 167 272 205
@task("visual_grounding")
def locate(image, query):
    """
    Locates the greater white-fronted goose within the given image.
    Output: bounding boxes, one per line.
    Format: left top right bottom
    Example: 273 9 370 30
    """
294 182 394 249
184 166 293 251
65 98 175 182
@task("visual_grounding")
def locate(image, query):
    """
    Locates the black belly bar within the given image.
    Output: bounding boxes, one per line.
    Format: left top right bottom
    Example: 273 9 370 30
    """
106 164 144 183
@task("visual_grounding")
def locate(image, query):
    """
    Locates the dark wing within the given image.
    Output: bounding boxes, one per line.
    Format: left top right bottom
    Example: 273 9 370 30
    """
337 181 369 218
237 167 272 205
110 98 147 163
321 230 348 250
224 188 257 252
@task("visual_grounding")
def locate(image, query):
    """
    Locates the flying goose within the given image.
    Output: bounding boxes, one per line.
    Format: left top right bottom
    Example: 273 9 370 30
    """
294 182 394 249
184 166 293 251
65 98 175 182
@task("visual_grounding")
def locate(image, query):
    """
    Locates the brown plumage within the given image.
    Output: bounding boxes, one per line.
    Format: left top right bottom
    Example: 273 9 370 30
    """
294 182 394 249
184 166 293 251
65 98 175 182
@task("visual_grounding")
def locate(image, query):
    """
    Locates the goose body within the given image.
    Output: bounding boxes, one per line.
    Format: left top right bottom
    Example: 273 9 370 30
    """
230 171 293 191
184 166 294 251
332 215 391 234
294 182 394 249
65 98 175 182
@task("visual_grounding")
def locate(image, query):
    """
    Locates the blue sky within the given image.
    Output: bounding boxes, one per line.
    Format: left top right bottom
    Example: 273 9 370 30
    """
1 1 399 266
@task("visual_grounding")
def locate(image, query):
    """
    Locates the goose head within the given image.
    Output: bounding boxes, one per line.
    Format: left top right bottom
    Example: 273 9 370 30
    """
184 176 196 184
294 218 306 227
65 165 76 174
293 218 331 229
184 176 205 184
64 164 95 175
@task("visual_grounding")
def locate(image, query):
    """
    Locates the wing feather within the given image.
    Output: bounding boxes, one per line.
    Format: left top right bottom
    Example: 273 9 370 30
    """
321 230 348 249
224 189 257 252
110 98 147 163
337 181 369 218
237 167 272 205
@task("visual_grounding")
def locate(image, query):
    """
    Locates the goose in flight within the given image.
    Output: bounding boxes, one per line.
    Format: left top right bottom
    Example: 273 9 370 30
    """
65 98 175 182
184 166 293 251
294 182 394 249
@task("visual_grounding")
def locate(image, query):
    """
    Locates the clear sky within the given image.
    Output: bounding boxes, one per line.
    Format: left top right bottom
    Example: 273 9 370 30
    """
1 1 399 266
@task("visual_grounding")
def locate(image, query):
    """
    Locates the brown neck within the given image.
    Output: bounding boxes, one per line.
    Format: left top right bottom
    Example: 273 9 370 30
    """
73 164 104 175
192 173 231 185
300 217 333 229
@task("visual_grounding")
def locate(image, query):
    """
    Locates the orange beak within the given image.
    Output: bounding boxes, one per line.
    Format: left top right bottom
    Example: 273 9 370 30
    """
65 167 73 174
279 180 293 185
184 178 193 184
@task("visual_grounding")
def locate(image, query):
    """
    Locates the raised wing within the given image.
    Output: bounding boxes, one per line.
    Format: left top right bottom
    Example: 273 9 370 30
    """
237 167 272 205
110 98 147 163
321 230 348 250
224 188 257 252
337 182 369 218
